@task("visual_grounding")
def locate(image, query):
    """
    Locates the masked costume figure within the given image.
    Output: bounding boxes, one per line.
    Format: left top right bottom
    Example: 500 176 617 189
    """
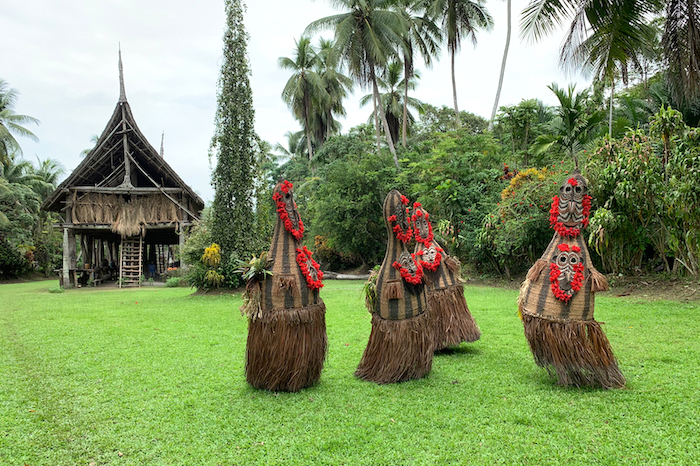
356 190 434 384
412 203 480 350
518 171 625 388
244 181 327 391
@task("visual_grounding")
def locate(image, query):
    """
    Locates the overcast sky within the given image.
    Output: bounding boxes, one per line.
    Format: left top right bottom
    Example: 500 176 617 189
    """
1 0 587 203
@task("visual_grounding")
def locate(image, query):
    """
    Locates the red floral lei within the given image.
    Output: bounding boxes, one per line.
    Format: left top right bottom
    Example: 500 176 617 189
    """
273 180 304 241
392 254 424 285
549 194 591 237
411 202 434 246
416 246 443 272
387 195 413 243
549 244 584 303
296 246 324 290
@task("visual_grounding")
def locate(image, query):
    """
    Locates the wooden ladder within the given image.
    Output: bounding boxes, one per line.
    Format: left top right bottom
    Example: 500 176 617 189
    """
157 244 167 275
119 235 143 287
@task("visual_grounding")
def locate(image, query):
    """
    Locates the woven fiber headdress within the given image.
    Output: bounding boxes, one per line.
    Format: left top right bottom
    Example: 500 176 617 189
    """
518 171 625 388
244 180 327 392
355 190 434 384
412 203 480 349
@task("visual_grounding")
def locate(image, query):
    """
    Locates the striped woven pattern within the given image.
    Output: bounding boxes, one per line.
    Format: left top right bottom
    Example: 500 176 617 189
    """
519 234 596 321
245 182 327 392
356 190 433 384
374 190 429 320
415 238 481 348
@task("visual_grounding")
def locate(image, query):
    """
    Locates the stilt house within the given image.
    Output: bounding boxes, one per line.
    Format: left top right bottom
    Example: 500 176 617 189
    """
42 53 205 287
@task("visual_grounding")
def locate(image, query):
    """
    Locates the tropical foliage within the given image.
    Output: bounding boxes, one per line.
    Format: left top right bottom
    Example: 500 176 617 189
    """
210 0 258 282
0 80 64 278
0 79 39 164
4 0 700 286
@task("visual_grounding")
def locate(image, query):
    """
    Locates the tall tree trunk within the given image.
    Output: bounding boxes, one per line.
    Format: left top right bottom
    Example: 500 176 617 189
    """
372 68 399 169
608 80 614 137
451 51 461 128
488 0 511 132
524 121 529 166
402 63 410 148
303 92 314 160
373 92 381 150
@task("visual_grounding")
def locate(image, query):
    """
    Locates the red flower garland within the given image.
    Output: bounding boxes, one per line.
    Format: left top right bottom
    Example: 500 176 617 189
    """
273 181 304 241
296 246 324 290
549 194 592 237
411 203 435 246
392 254 424 285
549 244 584 303
387 213 413 243
416 246 443 272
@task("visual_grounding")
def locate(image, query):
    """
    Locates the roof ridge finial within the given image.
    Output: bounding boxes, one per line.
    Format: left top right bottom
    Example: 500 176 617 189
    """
119 43 127 103
160 131 165 157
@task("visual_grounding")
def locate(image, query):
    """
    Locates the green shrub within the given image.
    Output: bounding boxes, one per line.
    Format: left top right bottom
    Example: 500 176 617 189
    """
165 277 183 288
47 285 65 293
402 131 505 267
477 166 570 277
0 238 26 277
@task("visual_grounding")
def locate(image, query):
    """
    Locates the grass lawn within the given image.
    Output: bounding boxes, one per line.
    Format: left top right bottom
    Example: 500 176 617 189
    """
1 279 699 465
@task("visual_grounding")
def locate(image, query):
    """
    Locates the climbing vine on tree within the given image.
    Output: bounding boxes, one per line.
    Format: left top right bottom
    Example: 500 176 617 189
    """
210 0 256 280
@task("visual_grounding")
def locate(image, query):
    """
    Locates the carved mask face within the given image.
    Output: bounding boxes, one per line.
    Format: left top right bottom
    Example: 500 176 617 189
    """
414 210 430 239
558 177 586 227
393 203 410 232
550 173 591 236
422 246 438 264
307 261 319 281
397 251 418 275
274 182 300 229
550 244 585 302
554 251 580 291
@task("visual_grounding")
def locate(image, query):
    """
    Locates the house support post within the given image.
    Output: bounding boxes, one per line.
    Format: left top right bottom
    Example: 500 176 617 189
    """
62 227 76 288
179 224 188 273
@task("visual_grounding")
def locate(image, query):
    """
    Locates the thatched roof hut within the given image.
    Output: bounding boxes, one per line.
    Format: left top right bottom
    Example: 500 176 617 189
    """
42 51 204 287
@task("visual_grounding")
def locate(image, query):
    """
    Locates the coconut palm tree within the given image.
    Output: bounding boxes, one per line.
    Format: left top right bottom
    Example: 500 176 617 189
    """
520 0 699 120
0 157 42 245
29 157 64 200
306 0 407 169
662 0 700 105
489 0 512 132
0 79 39 164
393 0 442 146
360 61 425 145
559 0 657 135
427 0 493 128
531 83 605 168
278 36 327 160
80 134 100 158
312 38 354 149
275 130 307 161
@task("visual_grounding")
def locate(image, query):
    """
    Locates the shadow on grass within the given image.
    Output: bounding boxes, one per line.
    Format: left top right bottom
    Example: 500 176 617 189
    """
434 345 481 357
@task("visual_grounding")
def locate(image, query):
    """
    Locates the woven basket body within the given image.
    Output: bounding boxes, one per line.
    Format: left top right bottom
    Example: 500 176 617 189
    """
356 190 433 384
245 182 327 392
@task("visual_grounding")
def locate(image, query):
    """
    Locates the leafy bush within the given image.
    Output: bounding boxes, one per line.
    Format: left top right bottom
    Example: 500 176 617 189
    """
308 149 398 267
0 238 25 277
402 130 505 267
585 131 662 273
477 165 571 277
181 207 214 267
587 125 700 275
48 285 65 293
165 277 184 288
